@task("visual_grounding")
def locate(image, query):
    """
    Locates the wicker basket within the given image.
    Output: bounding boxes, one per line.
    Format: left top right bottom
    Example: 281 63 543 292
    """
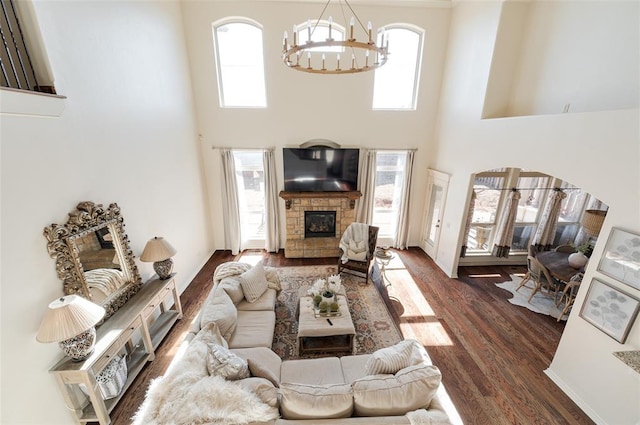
81 355 128 400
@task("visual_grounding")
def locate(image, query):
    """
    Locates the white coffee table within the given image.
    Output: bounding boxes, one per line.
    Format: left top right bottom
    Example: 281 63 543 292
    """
297 290 356 355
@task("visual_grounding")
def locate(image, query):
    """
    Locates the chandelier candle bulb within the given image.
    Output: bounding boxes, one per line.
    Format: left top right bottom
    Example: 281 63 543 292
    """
307 51 311 69
307 19 311 40
328 16 333 40
283 31 288 52
365 49 369 67
368 21 372 43
292 25 297 46
349 17 354 40
337 53 341 70
322 53 326 70
351 53 355 69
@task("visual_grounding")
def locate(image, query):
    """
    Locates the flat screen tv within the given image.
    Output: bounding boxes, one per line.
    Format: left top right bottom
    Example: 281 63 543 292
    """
283 147 359 192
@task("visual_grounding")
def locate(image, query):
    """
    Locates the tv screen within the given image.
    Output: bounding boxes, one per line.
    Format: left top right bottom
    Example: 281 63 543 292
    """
283 147 359 192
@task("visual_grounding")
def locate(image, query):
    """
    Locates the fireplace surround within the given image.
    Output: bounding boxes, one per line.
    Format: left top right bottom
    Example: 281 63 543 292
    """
279 191 362 258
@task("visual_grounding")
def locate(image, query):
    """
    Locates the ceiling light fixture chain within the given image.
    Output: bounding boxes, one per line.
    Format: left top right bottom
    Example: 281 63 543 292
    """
282 0 389 75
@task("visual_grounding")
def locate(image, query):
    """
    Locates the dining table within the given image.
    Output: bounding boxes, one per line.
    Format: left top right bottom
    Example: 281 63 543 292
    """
536 250 584 283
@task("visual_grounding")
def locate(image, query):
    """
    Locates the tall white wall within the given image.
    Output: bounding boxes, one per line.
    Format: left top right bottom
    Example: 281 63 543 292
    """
180 0 451 250
0 2 211 424
432 1 640 424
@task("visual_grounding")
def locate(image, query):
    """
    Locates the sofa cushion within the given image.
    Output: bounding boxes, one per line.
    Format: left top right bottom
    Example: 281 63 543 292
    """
227 310 275 348
237 377 279 408
237 288 277 311
364 339 427 375
279 383 353 420
340 354 372 384
239 260 270 303
352 364 442 417
206 344 250 380
280 357 345 386
218 276 244 305
200 288 237 341
231 347 282 387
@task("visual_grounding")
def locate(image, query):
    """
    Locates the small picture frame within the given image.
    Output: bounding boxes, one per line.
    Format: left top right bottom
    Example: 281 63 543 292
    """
597 227 640 290
579 278 640 343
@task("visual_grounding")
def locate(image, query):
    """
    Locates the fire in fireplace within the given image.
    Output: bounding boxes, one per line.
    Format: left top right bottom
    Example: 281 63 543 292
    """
304 211 337 238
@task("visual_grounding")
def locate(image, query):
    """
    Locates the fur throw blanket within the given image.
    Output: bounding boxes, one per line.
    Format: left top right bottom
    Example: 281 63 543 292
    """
213 261 282 291
132 324 279 425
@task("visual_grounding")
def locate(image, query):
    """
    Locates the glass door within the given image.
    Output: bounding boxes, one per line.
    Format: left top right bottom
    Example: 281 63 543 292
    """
422 170 449 260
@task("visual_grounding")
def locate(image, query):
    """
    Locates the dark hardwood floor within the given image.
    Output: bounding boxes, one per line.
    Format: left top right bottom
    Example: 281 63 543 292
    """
109 248 594 425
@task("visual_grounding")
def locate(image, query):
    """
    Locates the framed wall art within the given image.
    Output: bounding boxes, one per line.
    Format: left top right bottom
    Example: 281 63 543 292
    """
579 278 640 343
597 227 640 290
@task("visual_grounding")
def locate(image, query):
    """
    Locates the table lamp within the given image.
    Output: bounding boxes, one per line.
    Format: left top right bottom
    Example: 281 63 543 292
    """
36 295 106 362
140 236 177 279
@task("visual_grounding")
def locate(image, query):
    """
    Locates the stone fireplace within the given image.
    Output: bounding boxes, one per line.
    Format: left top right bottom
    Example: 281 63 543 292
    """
279 191 362 258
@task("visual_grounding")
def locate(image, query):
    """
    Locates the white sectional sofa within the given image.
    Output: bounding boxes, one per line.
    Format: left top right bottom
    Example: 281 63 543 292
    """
134 261 453 425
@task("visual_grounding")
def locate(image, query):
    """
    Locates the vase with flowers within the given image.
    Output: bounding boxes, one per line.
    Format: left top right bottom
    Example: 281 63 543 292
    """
308 274 342 315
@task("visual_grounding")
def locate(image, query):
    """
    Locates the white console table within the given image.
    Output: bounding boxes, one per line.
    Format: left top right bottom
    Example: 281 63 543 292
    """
49 274 182 424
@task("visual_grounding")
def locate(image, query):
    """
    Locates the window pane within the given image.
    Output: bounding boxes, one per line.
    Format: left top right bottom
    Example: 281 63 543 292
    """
467 224 495 251
233 151 265 240
372 152 407 237
558 182 587 223
511 224 535 251
214 22 266 108
515 176 549 223
472 176 504 224
373 27 422 110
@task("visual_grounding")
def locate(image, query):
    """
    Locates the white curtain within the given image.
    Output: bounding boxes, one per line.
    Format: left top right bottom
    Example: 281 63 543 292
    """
263 149 280 253
532 188 566 252
356 149 377 224
393 150 415 249
220 149 242 255
492 189 521 258
460 190 477 257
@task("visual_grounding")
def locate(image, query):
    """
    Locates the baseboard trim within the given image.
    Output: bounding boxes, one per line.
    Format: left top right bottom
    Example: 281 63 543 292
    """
544 368 608 425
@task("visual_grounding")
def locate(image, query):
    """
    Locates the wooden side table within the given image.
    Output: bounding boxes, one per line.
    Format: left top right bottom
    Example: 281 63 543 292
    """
49 274 182 424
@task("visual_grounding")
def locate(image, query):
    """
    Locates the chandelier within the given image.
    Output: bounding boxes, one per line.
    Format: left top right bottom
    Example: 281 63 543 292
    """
282 0 389 75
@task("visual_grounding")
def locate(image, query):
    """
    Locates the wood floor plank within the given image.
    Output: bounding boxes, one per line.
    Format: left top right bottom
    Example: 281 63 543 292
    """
107 248 594 425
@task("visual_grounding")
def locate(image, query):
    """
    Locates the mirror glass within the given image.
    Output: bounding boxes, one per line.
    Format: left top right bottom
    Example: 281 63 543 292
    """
43 201 142 320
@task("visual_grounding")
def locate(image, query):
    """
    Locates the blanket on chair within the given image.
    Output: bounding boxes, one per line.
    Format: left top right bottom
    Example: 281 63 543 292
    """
339 223 370 263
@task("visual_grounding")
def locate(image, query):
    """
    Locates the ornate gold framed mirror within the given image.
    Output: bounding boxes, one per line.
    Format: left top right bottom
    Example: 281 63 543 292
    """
43 201 142 320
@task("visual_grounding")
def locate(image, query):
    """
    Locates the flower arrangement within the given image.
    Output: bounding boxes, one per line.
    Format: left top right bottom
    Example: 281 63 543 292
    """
308 274 342 313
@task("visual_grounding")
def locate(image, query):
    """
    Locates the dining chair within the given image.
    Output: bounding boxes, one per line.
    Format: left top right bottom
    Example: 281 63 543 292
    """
517 255 564 303
556 273 583 321
554 244 575 253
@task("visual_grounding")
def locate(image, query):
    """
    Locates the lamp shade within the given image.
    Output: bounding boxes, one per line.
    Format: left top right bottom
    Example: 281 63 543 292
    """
140 237 177 262
36 295 106 343
581 210 606 236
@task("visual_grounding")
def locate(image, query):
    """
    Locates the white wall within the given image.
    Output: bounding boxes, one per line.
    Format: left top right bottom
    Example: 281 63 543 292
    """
180 0 451 250
432 1 640 424
0 2 211 424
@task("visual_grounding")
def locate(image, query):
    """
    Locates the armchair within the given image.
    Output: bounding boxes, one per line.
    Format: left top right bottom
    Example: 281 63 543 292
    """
337 223 379 284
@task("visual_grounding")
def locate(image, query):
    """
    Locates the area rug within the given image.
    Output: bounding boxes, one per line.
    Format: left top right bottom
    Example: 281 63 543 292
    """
496 275 568 321
272 265 403 359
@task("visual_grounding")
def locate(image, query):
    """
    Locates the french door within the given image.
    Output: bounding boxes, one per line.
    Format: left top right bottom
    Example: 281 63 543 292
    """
422 169 449 260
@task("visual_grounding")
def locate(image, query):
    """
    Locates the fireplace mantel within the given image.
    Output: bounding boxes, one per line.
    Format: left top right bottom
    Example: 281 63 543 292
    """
279 191 362 258
279 191 362 209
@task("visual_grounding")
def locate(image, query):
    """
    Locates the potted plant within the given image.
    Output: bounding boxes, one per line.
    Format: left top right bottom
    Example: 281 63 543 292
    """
568 243 592 268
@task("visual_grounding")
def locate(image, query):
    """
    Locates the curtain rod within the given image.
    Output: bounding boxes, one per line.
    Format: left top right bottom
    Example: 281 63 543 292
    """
475 187 580 192
211 146 275 151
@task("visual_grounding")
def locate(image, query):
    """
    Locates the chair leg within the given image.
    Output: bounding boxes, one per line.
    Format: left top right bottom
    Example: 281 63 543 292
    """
527 281 541 303
516 273 531 291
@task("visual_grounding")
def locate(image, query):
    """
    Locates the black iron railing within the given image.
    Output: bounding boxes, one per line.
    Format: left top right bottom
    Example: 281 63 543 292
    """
0 0 50 93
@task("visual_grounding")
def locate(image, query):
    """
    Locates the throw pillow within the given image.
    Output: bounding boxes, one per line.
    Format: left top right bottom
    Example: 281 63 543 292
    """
349 239 366 253
231 347 282 387
207 343 250 380
239 260 269 303
218 276 244 305
352 364 442 416
236 377 278 408
200 288 238 341
279 383 354 420
364 339 427 375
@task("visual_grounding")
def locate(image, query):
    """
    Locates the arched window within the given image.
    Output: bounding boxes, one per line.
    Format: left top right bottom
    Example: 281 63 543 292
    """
372 25 424 110
212 19 266 108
